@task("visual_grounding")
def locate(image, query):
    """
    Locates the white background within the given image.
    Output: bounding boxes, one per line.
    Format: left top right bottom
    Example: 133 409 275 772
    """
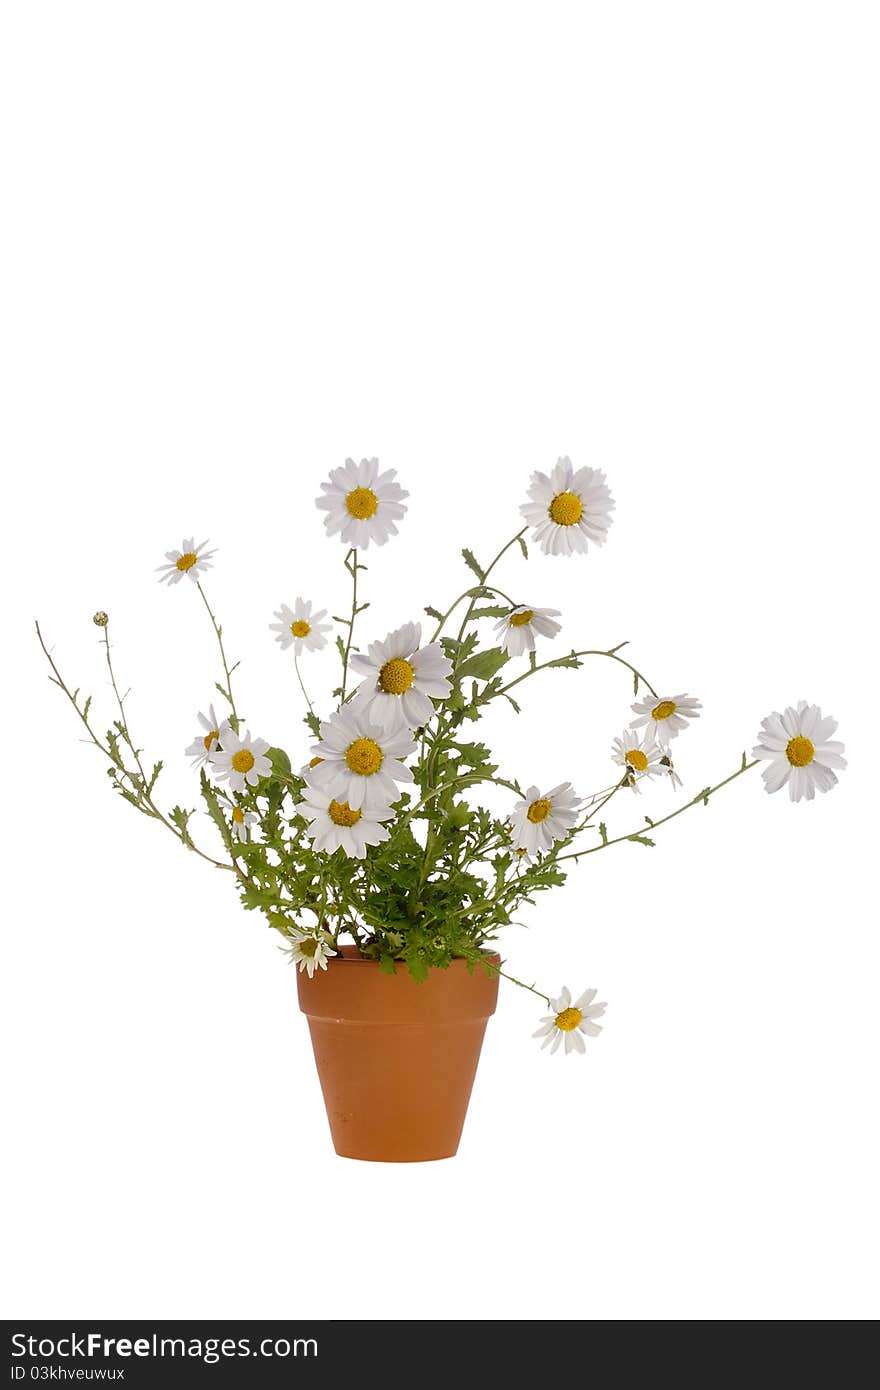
2 2 878 1321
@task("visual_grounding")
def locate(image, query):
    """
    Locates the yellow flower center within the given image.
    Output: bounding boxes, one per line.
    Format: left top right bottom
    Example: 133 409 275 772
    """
549 491 583 527
625 749 649 771
298 937 319 958
346 487 378 519
555 1006 584 1032
345 737 384 776
175 551 199 572
516 847 528 857
508 609 534 627
527 798 552 824
652 700 677 720
786 736 815 767
203 729 218 751
291 620 311 638
232 806 245 825
379 657 415 694
329 799 362 827
308 756 323 768
232 749 255 774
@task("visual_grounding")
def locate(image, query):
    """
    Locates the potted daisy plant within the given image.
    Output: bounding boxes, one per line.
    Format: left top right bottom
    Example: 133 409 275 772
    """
37 455 846 1162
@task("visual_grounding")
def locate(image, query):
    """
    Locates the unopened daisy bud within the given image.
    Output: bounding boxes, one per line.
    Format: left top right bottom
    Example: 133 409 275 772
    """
92 611 109 627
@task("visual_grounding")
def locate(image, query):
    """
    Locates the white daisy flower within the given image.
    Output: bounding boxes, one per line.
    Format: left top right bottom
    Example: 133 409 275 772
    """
611 728 665 791
493 605 562 658
300 783 395 859
210 728 272 793
630 692 702 745
509 782 582 855
350 621 453 731
533 986 607 1055
269 597 332 653
282 928 337 979
185 704 228 768
307 707 415 814
752 701 846 803
230 805 258 843
315 457 408 549
156 537 216 585
520 457 614 557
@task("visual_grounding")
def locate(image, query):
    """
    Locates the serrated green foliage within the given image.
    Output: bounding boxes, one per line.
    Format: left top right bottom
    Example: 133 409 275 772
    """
461 548 484 582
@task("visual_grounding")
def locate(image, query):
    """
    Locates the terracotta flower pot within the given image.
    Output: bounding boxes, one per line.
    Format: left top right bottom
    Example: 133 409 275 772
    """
297 947 499 1162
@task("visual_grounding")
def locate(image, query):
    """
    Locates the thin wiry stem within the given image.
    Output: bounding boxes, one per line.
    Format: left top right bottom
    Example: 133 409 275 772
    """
555 758 760 864
35 620 237 875
196 581 239 723
294 649 315 716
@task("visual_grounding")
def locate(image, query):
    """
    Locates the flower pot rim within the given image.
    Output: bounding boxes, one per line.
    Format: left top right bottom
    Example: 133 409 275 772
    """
330 945 500 967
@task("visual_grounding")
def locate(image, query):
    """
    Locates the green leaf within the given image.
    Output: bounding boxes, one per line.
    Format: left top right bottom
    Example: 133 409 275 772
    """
170 805 195 848
378 954 398 976
267 747 292 778
457 648 509 681
470 605 509 619
599 822 608 845
517 536 528 559
633 672 639 695
406 954 430 985
545 652 583 670
424 606 443 621
461 548 484 582
304 711 321 738
627 834 655 847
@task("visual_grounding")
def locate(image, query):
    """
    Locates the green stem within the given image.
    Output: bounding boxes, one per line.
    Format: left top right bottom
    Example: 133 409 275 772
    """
555 758 760 864
497 645 658 702
294 649 315 716
481 959 553 1008
196 581 239 724
339 548 360 703
428 584 518 643
35 620 238 876
454 528 527 644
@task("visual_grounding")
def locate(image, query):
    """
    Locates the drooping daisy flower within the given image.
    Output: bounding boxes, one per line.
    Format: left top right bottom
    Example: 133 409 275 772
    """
660 753 683 791
350 621 453 731
534 986 607 1055
210 728 272 793
283 928 337 979
185 704 228 768
230 805 258 843
630 692 702 745
520 457 615 557
752 701 846 803
509 782 582 855
307 708 415 814
156 538 217 585
493 605 562 657
315 457 408 549
611 728 665 791
300 782 395 859
269 598 332 653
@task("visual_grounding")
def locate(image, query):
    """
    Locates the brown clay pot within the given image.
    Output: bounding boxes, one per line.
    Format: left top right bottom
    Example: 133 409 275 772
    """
297 947 499 1162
